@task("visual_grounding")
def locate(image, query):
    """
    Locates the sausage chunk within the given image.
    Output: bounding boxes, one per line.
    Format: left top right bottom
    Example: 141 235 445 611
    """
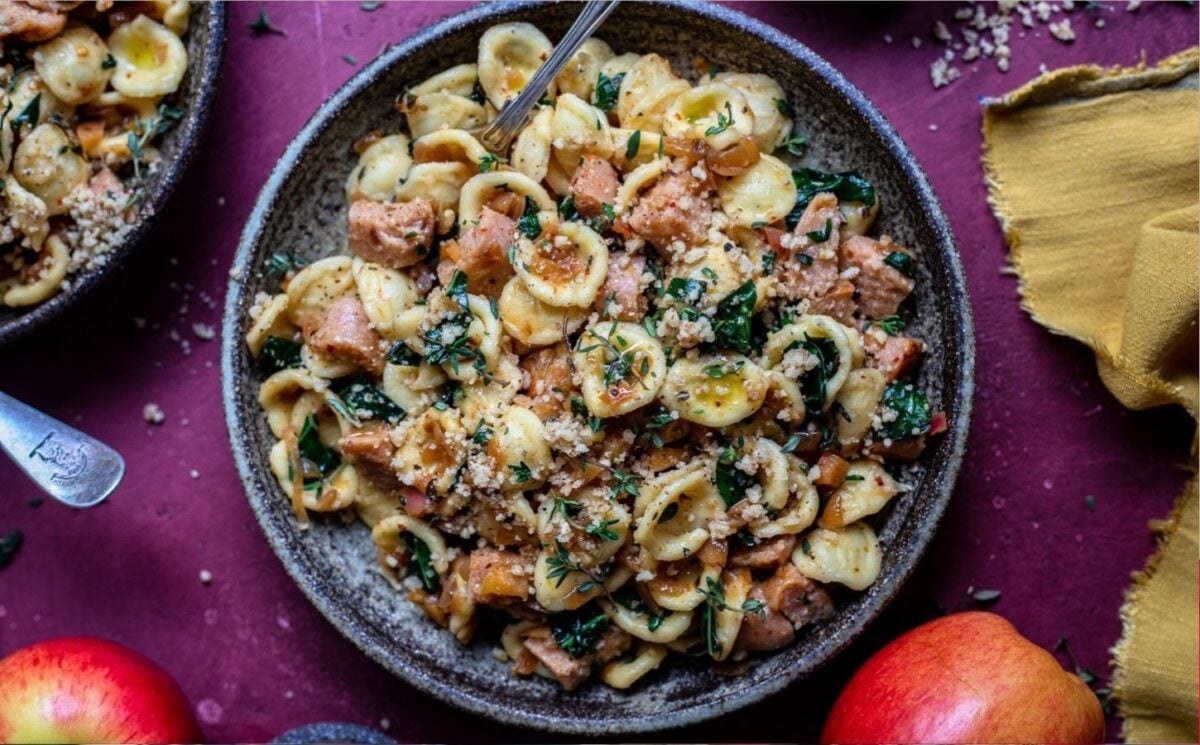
436 206 516 298
570 155 620 218
304 296 385 373
729 535 796 570
737 586 796 651
865 332 924 381
339 425 397 489
772 192 842 302
594 251 647 320
839 235 916 319
516 343 575 421
0 2 65 41
347 198 436 269
625 170 711 250
807 278 856 326
762 563 835 628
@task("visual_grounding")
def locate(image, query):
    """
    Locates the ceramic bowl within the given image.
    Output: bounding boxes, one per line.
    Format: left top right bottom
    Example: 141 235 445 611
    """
221 0 974 734
0 2 227 345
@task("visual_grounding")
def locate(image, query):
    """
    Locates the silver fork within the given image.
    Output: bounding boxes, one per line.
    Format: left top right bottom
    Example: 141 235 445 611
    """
478 0 621 153
0 390 124 508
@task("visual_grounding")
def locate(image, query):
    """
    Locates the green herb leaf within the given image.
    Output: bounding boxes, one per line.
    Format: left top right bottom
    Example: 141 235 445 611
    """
761 251 777 276
101 54 117 70
713 279 758 354
360 1 383 9
806 218 833 244
878 382 932 441
784 133 808 157
625 129 641 161
468 79 486 105
0 529 22 568
593 71 624 112
267 251 306 278
775 97 793 117
404 533 440 592
10 93 40 136
341 53 358 66
558 195 578 221
333 377 407 424
516 196 541 239
478 152 503 173
787 168 875 229
884 251 916 278
297 415 340 483
665 277 707 322
260 336 302 372
704 101 735 137
1085 494 1096 512
510 462 533 483
550 607 610 658
715 447 754 508
794 335 838 414
872 315 906 335
586 519 621 542
387 340 422 366
249 7 287 36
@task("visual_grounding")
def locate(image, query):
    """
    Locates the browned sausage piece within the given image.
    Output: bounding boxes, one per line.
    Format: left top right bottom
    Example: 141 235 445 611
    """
520 627 593 691
570 155 620 218
625 171 711 250
304 296 385 373
737 586 796 651
775 192 842 302
839 234 916 319
338 425 396 490
866 333 925 382
593 251 647 321
436 206 516 298
347 197 436 270
0 1 66 41
762 563 835 629
729 535 796 570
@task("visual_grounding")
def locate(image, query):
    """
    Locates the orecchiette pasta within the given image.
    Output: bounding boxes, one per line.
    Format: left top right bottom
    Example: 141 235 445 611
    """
107 15 188 98
246 22 937 693
660 354 768 427
663 83 755 151
345 133 413 203
477 23 553 109
574 321 666 418
791 522 883 591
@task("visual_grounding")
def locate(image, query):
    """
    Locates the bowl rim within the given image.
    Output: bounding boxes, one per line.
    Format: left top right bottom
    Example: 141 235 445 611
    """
0 2 228 347
221 0 975 733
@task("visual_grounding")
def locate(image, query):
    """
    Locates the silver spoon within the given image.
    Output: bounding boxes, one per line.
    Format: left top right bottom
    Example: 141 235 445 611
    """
478 0 621 152
0 390 124 508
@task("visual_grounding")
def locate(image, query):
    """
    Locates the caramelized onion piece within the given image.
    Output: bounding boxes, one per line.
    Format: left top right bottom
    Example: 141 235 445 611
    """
705 136 760 177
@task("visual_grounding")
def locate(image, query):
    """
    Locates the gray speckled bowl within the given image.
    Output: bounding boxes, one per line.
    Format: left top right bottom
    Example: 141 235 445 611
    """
221 1 974 734
0 2 226 346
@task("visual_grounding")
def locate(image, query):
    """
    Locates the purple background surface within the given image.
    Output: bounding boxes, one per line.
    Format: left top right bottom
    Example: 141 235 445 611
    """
1 2 1196 742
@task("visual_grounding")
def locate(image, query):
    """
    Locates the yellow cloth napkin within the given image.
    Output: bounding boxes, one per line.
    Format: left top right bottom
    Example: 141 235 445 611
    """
981 48 1199 743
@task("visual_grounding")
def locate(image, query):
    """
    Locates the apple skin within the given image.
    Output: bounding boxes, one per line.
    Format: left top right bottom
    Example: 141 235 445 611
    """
0 637 201 744
821 612 1104 744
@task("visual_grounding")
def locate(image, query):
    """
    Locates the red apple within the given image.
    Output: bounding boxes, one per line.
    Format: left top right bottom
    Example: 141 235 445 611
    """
0 637 201 743
822 612 1104 744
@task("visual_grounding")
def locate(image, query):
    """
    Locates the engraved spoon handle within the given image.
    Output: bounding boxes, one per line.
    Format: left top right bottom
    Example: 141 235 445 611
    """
0 390 124 508
480 0 621 152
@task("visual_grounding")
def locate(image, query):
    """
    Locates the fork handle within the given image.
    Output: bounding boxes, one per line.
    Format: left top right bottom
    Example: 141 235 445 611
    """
481 0 622 152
